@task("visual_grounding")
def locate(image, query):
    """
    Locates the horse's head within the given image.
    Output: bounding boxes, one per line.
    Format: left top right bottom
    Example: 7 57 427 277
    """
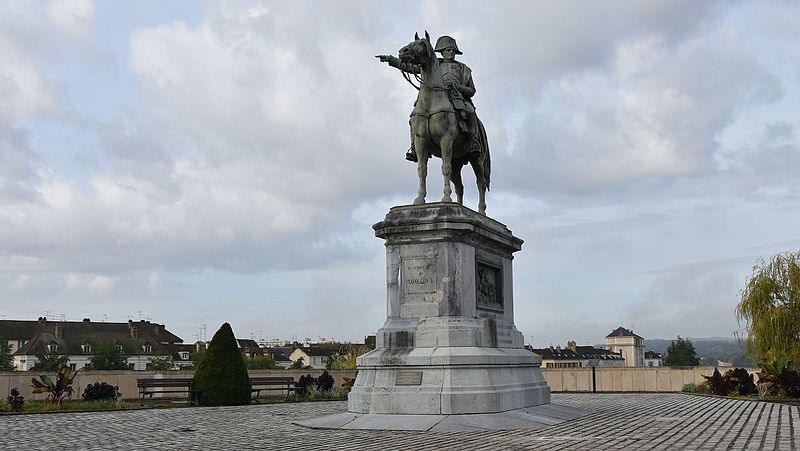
399 31 433 67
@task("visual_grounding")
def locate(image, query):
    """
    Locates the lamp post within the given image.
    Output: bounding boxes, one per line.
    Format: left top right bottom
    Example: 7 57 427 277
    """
587 359 600 393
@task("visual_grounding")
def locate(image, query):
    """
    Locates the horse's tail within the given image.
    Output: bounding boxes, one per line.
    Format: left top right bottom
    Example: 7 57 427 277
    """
477 118 491 190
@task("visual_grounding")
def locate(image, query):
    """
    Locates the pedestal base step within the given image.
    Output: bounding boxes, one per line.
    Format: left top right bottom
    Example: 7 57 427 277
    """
294 403 590 432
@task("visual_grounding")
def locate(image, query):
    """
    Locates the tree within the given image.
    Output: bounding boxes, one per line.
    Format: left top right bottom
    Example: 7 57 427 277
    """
147 356 174 371
245 354 279 369
663 336 700 366
290 356 305 369
0 337 13 372
31 352 70 371
193 323 251 406
737 250 800 364
326 345 370 370
85 343 129 370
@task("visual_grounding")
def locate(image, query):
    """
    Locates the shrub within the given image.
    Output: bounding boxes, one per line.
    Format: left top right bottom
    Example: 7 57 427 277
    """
294 371 338 397
342 374 356 392
295 374 316 394
726 368 757 396
757 355 800 398
82 382 120 402
245 355 279 370
193 323 251 406
316 371 335 392
7 388 24 412
31 367 78 405
702 368 732 395
700 368 758 396
682 383 708 394
287 385 348 402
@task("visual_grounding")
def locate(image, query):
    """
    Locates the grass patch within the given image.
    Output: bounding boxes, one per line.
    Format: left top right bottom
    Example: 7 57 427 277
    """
286 385 349 402
1 399 140 414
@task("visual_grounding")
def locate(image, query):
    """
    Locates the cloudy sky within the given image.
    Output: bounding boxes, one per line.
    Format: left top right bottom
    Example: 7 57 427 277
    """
1 0 798 347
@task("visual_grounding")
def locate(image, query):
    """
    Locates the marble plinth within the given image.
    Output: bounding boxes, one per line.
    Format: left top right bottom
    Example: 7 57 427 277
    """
347 203 551 416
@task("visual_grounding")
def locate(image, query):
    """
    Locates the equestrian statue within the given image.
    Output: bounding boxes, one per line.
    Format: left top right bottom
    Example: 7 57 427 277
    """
377 32 491 215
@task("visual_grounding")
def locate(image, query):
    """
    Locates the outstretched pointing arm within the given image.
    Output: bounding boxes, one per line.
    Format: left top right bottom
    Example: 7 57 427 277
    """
375 55 421 74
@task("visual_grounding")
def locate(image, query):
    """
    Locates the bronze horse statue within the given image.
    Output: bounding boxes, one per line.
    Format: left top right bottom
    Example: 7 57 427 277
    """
397 32 491 215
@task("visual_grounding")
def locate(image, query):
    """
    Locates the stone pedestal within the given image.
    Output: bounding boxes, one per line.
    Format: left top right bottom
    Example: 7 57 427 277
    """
348 203 550 415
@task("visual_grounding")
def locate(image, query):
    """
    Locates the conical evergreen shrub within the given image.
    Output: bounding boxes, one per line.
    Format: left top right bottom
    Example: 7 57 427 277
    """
193 323 251 406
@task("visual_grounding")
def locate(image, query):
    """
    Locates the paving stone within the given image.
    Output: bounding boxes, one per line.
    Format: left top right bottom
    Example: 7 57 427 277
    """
0 394 797 450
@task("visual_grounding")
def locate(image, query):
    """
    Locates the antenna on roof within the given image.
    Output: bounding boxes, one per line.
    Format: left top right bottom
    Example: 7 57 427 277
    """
102 314 108 322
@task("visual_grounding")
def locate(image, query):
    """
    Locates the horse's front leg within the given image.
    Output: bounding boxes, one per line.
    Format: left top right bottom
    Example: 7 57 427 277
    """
413 123 427 205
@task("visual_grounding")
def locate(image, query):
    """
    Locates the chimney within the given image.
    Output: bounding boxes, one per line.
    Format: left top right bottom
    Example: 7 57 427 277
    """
83 318 90 322
567 340 577 351
38 317 47 325
53 324 63 339
130 326 139 340
154 324 162 335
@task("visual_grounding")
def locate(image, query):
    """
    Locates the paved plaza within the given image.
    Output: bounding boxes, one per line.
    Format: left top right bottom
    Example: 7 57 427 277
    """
1 394 797 450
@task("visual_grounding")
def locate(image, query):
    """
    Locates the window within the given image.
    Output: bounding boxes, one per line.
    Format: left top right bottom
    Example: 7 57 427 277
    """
116 344 124 352
69 364 77 371
82 343 92 353
47 343 58 352
180 351 190 360
17 340 25 349
142 344 152 354
546 362 581 368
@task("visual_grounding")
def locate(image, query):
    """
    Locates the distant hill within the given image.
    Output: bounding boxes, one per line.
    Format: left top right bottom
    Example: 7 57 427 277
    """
644 337 757 367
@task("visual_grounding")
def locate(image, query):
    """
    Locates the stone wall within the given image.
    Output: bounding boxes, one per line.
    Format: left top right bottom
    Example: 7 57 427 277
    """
542 367 761 392
0 369 358 401
0 367 760 400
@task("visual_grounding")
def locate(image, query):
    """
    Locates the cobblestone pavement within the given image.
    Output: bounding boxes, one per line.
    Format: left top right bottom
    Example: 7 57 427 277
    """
1 394 797 450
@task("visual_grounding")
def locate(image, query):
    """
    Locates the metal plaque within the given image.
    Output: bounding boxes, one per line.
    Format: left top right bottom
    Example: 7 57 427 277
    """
394 371 423 386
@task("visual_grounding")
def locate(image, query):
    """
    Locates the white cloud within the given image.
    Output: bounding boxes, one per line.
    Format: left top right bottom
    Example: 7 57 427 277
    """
45 0 95 38
1 1 799 344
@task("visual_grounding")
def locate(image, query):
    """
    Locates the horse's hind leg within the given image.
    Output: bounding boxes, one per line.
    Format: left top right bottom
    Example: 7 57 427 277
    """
439 118 457 203
451 161 464 206
469 155 487 215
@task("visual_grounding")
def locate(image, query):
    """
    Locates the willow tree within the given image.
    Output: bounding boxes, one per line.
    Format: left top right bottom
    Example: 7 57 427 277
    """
736 250 800 364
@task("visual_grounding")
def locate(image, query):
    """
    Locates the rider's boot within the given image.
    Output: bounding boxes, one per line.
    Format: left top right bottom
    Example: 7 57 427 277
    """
469 112 481 156
406 127 418 162
405 147 418 162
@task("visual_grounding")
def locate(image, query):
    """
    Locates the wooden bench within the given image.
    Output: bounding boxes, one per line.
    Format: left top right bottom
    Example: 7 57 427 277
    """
249 376 298 403
137 376 298 406
137 378 200 406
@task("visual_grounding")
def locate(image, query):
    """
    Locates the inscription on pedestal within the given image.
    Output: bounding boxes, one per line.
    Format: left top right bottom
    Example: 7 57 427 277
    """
477 261 503 311
497 323 514 345
395 371 423 386
402 256 437 302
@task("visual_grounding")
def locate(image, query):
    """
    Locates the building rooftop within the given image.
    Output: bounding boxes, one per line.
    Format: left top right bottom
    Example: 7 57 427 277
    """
605 326 643 339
